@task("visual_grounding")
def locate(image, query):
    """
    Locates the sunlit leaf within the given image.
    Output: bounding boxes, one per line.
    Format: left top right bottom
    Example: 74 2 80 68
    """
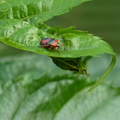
0 0 89 23
0 20 115 58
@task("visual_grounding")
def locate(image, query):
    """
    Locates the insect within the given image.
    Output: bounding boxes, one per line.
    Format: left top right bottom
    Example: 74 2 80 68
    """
40 38 65 52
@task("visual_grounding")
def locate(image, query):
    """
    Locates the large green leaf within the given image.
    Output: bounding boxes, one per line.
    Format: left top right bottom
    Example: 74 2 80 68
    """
0 54 120 120
0 54 68 83
0 19 116 91
0 19 115 58
0 0 116 91
0 0 89 23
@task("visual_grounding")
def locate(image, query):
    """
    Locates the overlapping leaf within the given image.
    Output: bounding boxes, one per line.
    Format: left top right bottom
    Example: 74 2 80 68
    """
0 0 89 23
0 0 116 91
0 54 120 120
0 0 118 119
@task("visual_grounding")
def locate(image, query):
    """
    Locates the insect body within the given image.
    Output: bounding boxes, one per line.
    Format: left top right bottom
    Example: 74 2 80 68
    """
40 38 64 52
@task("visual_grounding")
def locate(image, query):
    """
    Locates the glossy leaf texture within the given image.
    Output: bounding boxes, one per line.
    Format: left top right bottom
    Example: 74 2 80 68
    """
0 0 89 24
0 54 120 120
0 20 115 58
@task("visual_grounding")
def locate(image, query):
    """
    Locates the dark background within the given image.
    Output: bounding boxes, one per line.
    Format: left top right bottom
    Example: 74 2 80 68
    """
0 0 119 57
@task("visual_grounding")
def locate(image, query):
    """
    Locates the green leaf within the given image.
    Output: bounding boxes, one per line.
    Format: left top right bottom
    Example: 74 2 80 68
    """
0 19 116 91
0 54 120 120
0 0 116 91
0 0 89 23
0 54 68 83
0 20 115 58
52 57 90 77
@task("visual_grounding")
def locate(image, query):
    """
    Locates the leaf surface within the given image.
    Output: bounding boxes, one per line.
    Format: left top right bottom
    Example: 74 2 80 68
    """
0 0 89 23
0 54 119 120
0 20 115 58
0 0 116 91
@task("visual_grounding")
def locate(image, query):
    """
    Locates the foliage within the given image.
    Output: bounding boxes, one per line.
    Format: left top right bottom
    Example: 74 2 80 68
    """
0 0 116 91
0 54 119 120
0 0 117 119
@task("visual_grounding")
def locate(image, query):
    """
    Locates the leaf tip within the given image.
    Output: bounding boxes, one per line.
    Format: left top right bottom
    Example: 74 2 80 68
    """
87 55 116 92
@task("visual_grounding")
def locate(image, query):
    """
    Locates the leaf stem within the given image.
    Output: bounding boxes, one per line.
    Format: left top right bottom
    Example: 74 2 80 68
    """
88 55 116 92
